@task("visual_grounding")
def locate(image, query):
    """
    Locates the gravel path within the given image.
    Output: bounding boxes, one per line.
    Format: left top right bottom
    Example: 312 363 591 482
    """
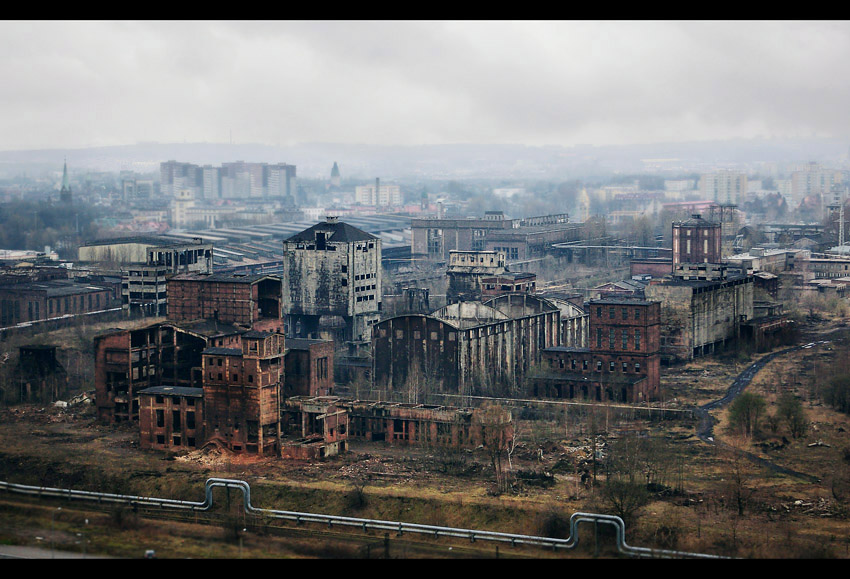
693 341 829 483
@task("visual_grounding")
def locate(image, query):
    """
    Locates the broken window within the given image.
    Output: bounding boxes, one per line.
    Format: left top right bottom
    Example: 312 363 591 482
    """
156 409 164 428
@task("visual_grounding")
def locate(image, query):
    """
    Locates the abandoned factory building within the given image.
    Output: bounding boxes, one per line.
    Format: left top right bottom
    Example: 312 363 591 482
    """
282 217 382 343
371 293 568 398
167 272 283 332
532 297 662 403
201 331 285 455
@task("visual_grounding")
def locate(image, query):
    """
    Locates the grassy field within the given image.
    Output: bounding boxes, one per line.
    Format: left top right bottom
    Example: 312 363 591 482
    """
1 315 850 558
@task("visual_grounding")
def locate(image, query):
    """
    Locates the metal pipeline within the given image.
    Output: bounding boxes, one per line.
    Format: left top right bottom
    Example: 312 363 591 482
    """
0 477 726 558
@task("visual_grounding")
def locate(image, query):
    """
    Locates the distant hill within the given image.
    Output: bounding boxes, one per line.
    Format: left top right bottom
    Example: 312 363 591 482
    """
0 138 847 180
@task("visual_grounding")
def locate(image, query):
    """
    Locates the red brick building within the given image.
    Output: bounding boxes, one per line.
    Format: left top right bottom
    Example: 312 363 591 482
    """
283 338 334 397
167 273 282 327
672 214 722 268
533 297 661 402
138 386 204 451
480 272 537 297
202 331 284 455
0 279 114 327
94 320 245 424
280 397 349 459
285 397 512 450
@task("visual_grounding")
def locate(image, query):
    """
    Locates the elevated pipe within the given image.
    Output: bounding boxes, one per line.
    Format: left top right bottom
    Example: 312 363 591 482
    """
0 478 725 558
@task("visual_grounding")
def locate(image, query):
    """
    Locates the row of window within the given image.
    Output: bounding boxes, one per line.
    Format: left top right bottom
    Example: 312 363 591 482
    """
596 327 642 350
208 371 255 383
553 358 642 373
596 306 642 320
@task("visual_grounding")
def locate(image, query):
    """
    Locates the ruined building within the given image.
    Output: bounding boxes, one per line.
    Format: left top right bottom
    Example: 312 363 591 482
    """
533 297 661 403
371 294 562 400
6 345 69 404
282 217 381 343
138 386 204 451
446 250 507 303
644 214 754 362
167 272 283 333
280 397 349 459
285 396 512 450
94 319 245 423
672 214 723 277
202 331 284 455
283 338 335 397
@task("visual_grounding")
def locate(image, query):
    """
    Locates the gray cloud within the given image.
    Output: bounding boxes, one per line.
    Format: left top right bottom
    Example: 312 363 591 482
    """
0 20 848 151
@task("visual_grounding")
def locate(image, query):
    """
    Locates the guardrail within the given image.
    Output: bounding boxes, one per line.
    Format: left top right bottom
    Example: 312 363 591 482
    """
0 477 726 558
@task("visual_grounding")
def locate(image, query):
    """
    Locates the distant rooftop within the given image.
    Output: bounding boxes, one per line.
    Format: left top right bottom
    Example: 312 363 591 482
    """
285 218 378 243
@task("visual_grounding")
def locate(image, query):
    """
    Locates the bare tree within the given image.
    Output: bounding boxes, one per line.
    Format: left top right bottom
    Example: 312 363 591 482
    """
476 402 515 494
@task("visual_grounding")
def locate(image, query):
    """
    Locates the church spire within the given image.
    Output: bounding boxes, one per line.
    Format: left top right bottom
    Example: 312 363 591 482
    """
61 158 70 191
60 158 72 203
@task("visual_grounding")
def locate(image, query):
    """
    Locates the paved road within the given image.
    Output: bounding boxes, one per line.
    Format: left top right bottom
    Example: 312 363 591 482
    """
693 341 831 483
0 544 112 559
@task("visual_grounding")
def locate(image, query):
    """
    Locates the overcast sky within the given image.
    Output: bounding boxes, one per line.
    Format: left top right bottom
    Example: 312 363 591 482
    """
1 20 848 151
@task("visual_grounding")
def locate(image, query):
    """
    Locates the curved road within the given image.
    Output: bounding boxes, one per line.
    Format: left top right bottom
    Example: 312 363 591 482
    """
694 341 832 484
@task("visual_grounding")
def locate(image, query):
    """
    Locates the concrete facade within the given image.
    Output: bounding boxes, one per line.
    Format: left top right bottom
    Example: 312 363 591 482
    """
371 294 561 398
644 275 754 362
282 217 381 342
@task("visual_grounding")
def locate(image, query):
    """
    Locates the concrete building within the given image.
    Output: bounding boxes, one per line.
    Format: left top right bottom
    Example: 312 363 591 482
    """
355 179 401 206
79 237 213 271
160 160 202 197
267 163 297 200
644 275 754 362
202 165 221 199
480 272 537 298
791 162 843 206
109 238 213 317
282 217 382 342
371 294 562 399
446 249 507 303
700 171 747 205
